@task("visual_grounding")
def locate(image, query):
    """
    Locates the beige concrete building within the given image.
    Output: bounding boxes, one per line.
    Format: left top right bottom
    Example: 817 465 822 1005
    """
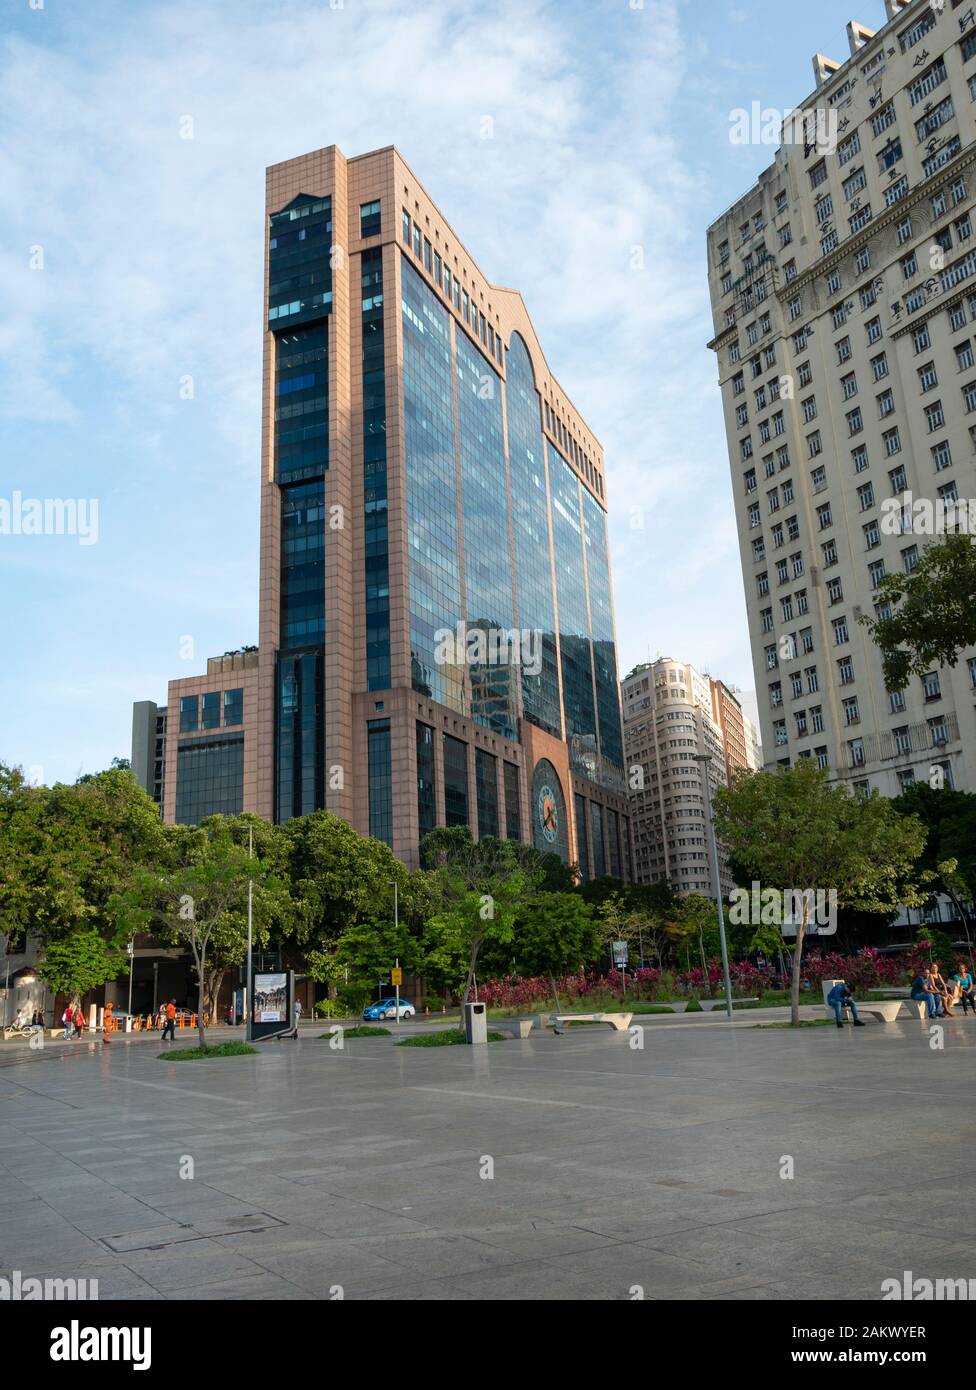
622 659 759 897
708 0 976 794
134 144 631 875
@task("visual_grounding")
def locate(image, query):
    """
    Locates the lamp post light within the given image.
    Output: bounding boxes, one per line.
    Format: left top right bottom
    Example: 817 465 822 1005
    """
127 939 135 1021
390 881 400 1027
691 750 734 1021
245 825 254 1041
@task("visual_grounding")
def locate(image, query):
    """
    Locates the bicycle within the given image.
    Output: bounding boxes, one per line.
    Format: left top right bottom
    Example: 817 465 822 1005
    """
3 1023 45 1041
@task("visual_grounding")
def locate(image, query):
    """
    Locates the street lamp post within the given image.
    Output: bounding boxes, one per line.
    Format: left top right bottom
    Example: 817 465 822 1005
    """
390 881 400 1028
127 938 135 1021
245 825 254 1041
692 750 734 1020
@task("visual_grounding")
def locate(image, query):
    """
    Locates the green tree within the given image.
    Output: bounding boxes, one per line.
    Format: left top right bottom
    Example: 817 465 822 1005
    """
512 893 598 1009
0 765 166 952
421 831 541 1003
37 930 126 1006
860 533 976 691
893 782 976 900
118 820 270 1049
280 812 426 986
192 815 293 1022
713 762 928 1025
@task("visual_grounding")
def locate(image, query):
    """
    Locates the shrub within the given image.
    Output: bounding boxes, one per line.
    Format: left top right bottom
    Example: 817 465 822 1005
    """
396 1029 506 1047
159 1042 256 1061
319 1025 389 1038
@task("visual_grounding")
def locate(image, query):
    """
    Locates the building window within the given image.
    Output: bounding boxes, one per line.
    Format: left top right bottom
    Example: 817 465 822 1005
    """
360 200 381 238
475 749 499 840
505 762 522 843
200 691 220 730
574 791 589 882
416 722 436 842
443 734 469 827
179 695 198 733
367 719 393 848
223 688 243 727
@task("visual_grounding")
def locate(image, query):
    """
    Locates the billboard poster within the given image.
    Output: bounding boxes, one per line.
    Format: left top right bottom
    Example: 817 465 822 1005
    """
253 972 287 1024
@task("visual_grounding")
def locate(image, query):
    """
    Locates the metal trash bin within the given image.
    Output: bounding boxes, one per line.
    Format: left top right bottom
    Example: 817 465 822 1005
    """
463 1000 487 1045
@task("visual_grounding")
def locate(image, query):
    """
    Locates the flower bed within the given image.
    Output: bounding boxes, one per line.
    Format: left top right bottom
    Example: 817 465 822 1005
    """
476 948 913 1009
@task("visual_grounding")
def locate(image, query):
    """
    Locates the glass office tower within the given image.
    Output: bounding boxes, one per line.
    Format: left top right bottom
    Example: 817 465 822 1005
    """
148 144 631 875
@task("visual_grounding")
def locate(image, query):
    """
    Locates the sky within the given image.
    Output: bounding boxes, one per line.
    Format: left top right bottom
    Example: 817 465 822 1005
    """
0 0 887 784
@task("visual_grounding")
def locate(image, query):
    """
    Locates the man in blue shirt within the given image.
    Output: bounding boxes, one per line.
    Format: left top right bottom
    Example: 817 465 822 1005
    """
826 981 865 1028
910 967 943 1019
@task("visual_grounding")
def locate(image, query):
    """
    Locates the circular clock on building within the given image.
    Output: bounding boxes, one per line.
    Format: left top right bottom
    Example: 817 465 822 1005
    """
537 785 559 844
530 759 568 862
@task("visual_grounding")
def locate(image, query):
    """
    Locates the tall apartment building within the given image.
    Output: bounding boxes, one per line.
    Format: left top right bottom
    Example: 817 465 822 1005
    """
133 144 632 875
622 659 760 896
708 0 976 795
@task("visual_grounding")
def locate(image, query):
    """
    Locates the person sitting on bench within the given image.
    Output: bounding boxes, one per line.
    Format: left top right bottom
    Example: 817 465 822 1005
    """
910 967 943 1019
826 981 865 1029
930 961 956 1018
952 961 975 1016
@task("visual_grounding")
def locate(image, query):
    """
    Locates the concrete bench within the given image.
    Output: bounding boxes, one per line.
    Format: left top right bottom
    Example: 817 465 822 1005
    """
491 1018 535 1039
825 1000 901 1024
825 999 928 1023
697 997 759 1012
645 1001 688 1014
551 1012 633 1032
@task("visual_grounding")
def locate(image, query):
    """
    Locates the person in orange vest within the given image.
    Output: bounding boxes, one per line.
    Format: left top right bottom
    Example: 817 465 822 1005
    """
161 999 177 1044
102 1000 114 1043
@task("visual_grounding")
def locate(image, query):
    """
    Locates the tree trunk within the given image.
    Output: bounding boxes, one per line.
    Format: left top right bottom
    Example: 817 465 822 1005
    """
205 968 225 1026
549 972 561 1014
790 900 809 1028
462 940 482 1008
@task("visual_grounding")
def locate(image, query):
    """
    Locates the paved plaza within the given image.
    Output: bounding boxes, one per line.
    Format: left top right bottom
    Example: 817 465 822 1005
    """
0 1014 973 1301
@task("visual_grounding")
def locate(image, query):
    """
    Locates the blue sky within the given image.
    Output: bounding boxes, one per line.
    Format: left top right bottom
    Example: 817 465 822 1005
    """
0 0 883 784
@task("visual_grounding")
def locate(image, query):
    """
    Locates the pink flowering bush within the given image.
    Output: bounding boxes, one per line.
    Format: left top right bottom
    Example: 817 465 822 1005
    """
477 947 915 1007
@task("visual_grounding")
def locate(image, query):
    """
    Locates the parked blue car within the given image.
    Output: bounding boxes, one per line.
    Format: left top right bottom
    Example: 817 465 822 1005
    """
362 998 416 1020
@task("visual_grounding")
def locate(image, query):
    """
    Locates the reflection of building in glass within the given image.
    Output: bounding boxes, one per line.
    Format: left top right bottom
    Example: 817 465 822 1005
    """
133 145 630 873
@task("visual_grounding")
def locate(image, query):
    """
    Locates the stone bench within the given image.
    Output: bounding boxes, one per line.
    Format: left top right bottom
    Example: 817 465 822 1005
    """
491 1018 535 1039
825 999 928 1024
551 1012 633 1032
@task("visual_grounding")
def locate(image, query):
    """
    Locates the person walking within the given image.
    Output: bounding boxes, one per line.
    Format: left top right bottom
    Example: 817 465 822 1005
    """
72 1005 86 1038
62 1004 74 1040
161 999 177 1044
102 1000 114 1043
293 997 303 1037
